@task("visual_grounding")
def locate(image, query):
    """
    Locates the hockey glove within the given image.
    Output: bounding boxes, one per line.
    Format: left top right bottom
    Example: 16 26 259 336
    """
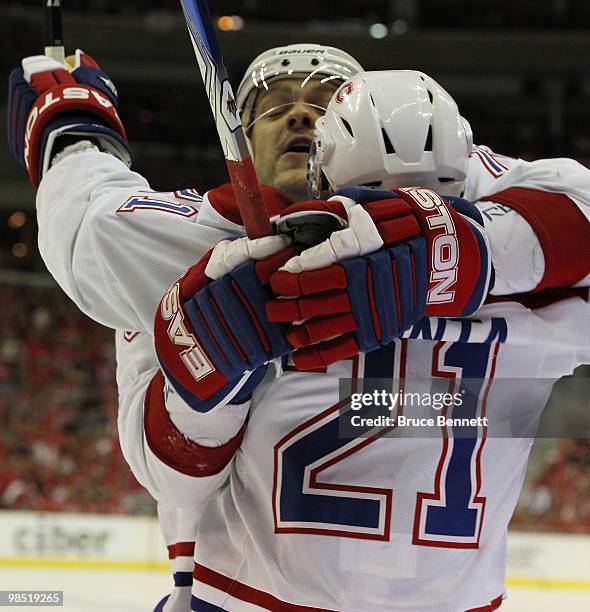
154 235 295 410
7 50 130 186
272 187 422 258
268 187 492 370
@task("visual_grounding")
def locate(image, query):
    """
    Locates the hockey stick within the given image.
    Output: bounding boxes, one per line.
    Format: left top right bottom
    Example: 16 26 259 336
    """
178 0 271 238
43 0 65 63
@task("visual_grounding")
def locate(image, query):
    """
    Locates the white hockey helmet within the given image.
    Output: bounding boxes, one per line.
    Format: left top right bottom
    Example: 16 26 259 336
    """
308 70 473 198
237 43 364 133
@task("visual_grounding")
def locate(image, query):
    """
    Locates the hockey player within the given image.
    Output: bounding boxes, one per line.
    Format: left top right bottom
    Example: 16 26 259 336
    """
7 44 590 612
6 43 365 611
306 69 590 297
279 70 590 366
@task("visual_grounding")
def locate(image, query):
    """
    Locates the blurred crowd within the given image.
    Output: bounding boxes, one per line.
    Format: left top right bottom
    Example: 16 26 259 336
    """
0 283 154 515
513 439 590 533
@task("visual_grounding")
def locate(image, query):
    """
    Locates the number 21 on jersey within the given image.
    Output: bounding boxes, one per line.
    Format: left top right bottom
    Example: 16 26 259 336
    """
273 340 499 549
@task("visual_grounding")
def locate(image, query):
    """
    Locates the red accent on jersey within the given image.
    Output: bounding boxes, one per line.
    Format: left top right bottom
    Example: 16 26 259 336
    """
412 342 499 549
471 146 509 178
167 541 195 560
193 563 336 611
466 594 504 612
144 371 245 477
174 188 203 203
206 182 292 228
117 195 198 218
272 398 394 540
272 355 397 541
194 567 502 611
482 187 590 291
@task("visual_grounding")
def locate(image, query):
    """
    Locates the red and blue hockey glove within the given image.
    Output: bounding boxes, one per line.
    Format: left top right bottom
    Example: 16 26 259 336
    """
268 187 492 370
154 235 295 410
268 239 428 370
7 50 130 186
272 187 422 253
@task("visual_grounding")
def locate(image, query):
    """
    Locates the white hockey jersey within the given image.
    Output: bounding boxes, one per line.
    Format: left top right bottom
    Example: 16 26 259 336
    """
184 309 589 612
35 145 590 612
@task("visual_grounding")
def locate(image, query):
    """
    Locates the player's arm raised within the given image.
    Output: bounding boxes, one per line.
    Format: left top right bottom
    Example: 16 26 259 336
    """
6 52 242 332
7 51 130 186
5 49 297 506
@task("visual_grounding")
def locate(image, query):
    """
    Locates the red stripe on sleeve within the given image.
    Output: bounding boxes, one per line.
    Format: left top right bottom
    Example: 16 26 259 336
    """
485 287 589 310
205 183 243 226
482 187 590 291
167 541 196 559
144 371 245 477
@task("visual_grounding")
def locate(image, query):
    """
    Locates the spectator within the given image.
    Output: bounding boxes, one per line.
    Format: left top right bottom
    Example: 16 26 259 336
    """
0 283 153 514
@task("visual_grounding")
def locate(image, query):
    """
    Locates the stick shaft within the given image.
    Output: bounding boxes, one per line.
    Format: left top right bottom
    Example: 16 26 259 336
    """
44 0 65 63
179 0 271 238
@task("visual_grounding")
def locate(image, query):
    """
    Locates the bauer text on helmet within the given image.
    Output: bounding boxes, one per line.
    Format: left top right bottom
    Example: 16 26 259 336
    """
237 44 363 133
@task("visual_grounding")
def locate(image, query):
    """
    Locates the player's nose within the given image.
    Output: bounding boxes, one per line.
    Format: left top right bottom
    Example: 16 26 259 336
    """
286 103 314 129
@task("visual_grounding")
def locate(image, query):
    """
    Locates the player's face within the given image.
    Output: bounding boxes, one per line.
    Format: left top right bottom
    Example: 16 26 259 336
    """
248 77 339 201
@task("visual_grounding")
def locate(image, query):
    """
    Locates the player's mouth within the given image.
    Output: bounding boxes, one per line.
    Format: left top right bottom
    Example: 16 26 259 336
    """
282 137 312 157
